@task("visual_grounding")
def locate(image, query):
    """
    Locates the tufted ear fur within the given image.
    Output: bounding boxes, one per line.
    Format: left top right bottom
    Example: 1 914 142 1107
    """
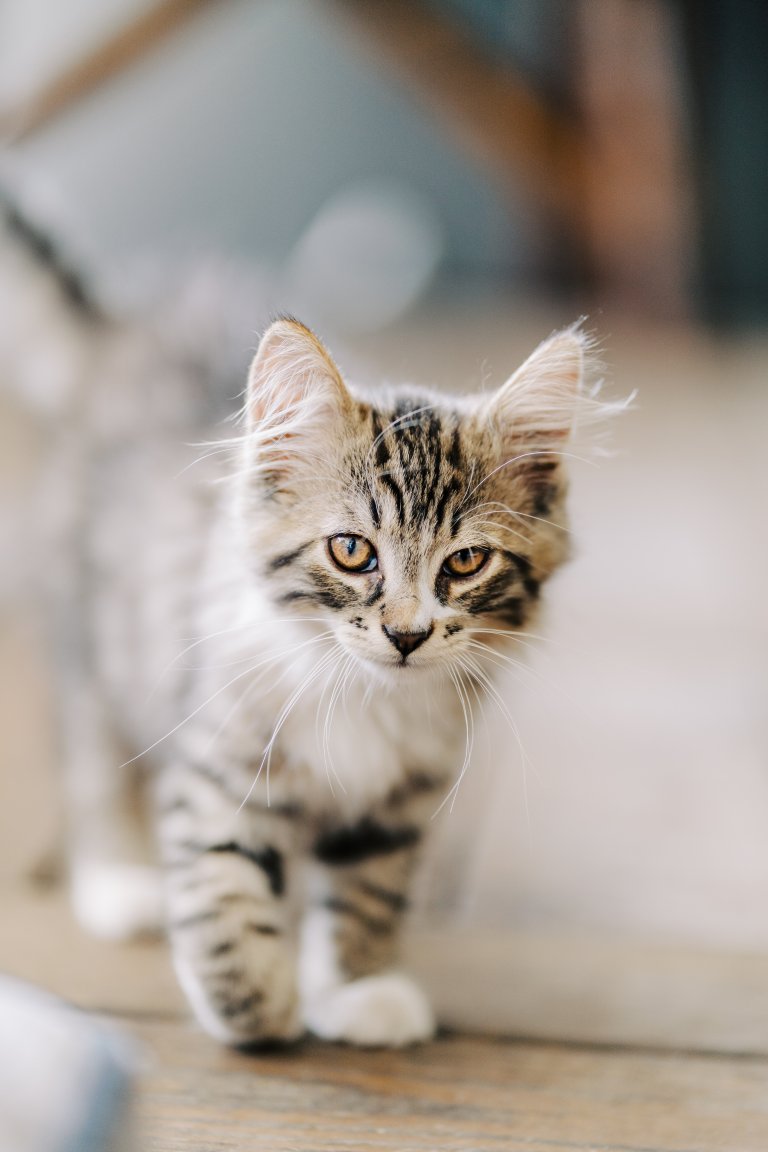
480 324 600 514
245 317 353 487
487 324 589 443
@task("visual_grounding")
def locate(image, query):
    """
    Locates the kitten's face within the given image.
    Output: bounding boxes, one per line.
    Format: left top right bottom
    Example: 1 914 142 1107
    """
241 320 585 681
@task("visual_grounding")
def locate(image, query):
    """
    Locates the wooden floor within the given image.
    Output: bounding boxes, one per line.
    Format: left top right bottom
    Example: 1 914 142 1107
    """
3 888 768 1151
134 1020 768 1152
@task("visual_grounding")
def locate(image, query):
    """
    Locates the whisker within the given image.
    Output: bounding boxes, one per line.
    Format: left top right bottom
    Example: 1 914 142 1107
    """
240 644 342 810
459 448 597 512
147 615 329 700
432 664 475 818
470 498 570 535
201 631 337 757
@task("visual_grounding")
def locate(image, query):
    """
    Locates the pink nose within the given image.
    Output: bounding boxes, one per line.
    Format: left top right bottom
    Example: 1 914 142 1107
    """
382 625 433 658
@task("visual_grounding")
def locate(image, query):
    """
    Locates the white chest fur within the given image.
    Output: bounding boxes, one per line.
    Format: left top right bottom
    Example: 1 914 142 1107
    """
278 669 463 818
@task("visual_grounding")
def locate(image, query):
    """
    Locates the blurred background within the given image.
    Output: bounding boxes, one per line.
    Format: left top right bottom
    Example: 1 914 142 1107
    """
1 0 767 1023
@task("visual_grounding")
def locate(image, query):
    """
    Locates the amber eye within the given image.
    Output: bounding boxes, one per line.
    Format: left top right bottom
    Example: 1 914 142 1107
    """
328 534 378 573
442 547 490 579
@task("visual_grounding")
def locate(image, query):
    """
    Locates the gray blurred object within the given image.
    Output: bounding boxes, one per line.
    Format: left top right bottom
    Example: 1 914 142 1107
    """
281 181 443 334
0 976 137 1152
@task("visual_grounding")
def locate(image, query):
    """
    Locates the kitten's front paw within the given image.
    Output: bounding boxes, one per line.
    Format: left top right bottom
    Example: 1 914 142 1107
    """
303 973 435 1047
174 951 303 1048
71 863 164 940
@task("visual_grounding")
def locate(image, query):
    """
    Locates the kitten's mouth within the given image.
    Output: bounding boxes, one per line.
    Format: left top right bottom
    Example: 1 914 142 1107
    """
351 649 431 678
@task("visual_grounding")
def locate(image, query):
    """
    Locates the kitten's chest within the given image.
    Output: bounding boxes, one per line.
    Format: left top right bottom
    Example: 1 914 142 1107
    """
277 674 462 815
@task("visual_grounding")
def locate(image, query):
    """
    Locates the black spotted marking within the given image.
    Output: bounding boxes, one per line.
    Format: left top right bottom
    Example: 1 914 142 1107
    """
207 842 285 897
268 542 311 570
322 897 393 936
450 509 462 536
314 819 420 866
369 494 381 529
444 622 463 636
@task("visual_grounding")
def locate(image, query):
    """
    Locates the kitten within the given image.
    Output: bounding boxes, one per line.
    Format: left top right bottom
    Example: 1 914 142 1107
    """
144 317 598 1047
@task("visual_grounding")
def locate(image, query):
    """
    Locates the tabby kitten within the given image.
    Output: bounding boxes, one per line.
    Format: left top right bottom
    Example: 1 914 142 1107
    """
148 317 597 1047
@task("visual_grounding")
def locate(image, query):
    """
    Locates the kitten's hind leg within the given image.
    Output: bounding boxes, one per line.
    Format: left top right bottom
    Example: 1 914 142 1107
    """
63 684 163 940
300 810 434 1047
159 764 302 1045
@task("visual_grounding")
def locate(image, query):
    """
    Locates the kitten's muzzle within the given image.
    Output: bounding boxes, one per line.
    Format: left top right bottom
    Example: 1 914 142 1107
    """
382 624 433 659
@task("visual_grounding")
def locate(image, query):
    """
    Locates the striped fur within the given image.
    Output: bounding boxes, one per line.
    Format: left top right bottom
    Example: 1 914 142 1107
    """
142 318 603 1046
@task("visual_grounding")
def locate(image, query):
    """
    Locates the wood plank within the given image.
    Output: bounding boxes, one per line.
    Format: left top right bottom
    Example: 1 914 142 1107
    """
131 1018 768 1151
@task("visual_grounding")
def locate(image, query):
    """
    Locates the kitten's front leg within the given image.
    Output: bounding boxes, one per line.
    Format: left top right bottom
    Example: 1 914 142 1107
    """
299 806 434 1047
158 764 302 1045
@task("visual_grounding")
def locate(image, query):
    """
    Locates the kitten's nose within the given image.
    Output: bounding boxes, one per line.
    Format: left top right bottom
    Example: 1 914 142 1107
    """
383 624 433 658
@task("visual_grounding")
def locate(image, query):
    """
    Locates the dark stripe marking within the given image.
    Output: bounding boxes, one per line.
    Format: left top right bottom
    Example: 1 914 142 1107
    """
369 495 381 529
314 819 420 866
380 474 405 524
245 921 280 937
210 939 235 957
269 543 311 570
322 897 393 936
207 843 285 897
356 879 409 913
364 581 384 607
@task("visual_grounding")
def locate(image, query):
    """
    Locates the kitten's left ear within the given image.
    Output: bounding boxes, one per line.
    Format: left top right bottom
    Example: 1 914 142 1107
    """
481 324 594 512
486 324 589 444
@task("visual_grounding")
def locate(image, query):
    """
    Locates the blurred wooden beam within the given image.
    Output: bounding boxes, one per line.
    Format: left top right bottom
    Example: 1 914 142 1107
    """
572 0 694 317
0 0 217 143
330 0 587 230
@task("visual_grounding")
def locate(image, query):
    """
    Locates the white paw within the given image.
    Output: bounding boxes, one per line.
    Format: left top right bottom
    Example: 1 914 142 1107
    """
71 863 165 940
303 973 435 1047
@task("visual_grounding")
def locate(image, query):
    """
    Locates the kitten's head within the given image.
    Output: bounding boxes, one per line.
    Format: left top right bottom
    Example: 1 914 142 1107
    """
238 318 597 680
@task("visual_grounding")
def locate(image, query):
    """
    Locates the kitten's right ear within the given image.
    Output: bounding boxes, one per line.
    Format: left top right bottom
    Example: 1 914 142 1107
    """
245 318 352 481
